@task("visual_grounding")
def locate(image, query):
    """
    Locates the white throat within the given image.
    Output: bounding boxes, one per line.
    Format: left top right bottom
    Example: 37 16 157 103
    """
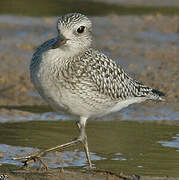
47 45 87 60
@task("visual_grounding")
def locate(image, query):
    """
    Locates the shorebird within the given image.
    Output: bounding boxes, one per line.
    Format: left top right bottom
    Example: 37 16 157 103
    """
14 13 164 169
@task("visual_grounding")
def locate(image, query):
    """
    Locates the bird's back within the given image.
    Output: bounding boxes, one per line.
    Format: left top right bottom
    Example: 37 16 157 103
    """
71 48 165 101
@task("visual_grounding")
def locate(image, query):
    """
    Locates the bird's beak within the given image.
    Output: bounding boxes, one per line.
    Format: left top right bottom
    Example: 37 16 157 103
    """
52 35 69 49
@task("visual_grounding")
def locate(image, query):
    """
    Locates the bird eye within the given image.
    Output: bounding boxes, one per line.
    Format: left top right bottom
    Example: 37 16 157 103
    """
77 26 85 33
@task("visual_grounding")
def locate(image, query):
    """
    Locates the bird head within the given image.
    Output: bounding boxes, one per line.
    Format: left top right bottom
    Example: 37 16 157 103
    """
52 13 92 56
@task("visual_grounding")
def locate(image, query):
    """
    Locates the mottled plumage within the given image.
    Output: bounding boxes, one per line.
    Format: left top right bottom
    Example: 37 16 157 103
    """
28 13 165 168
30 40 164 117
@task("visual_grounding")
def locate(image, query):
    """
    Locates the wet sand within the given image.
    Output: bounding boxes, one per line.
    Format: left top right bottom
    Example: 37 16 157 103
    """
1 167 179 180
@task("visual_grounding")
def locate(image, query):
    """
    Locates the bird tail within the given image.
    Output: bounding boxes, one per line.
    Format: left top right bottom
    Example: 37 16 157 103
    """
133 81 165 101
149 89 165 101
128 75 165 101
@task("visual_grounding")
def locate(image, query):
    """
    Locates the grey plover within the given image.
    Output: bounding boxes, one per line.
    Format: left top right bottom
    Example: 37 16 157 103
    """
14 13 165 169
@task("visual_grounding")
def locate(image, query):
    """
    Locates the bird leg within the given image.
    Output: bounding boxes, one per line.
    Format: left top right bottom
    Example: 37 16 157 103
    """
12 118 92 169
76 121 92 169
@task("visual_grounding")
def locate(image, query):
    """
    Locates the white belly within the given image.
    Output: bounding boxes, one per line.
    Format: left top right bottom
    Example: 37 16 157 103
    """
109 97 146 113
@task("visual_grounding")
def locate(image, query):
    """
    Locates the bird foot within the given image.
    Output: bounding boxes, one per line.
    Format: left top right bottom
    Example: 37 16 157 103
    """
12 152 49 170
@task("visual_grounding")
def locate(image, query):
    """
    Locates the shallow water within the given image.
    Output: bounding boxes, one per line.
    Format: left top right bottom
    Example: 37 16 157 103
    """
0 120 179 176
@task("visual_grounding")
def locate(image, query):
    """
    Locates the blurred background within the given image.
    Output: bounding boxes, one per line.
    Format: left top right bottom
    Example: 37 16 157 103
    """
0 0 179 178
0 0 178 116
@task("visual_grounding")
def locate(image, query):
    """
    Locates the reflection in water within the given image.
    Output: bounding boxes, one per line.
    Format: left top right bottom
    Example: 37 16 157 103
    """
0 120 179 176
158 134 179 150
0 144 104 168
0 144 38 166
